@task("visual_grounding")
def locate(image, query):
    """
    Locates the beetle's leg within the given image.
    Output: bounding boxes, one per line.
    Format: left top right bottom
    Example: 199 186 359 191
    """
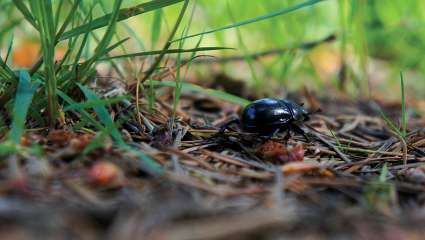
283 127 292 140
219 118 240 133
261 127 281 140
291 124 310 141
272 127 281 137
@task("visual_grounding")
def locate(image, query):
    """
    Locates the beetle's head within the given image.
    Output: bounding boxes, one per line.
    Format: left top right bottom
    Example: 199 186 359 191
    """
294 106 310 122
297 104 322 122
280 99 312 122
287 102 309 122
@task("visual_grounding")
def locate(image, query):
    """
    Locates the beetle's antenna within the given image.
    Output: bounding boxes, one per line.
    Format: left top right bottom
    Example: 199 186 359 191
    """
304 108 321 121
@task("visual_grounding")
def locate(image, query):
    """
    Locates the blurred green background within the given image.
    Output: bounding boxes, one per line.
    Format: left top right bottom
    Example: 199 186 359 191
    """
2 0 425 100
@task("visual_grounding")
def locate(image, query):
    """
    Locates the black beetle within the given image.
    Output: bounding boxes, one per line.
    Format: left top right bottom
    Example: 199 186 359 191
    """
220 98 310 139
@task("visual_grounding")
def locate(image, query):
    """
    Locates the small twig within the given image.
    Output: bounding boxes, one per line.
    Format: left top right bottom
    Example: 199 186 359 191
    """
63 179 105 206
369 138 397 158
182 143 218 153
337 116 361 134
202 149 250 168
359 162 425 173
166 147 215 170
166 171 265 197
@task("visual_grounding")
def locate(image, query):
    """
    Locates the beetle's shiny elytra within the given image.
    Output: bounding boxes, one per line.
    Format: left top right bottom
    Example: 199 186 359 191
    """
240 98 309 136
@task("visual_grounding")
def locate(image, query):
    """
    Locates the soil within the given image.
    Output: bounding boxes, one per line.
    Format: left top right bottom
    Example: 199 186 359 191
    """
2 76 425 240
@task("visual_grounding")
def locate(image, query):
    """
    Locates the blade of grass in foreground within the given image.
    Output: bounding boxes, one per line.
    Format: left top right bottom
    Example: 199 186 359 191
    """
172 0 325 42
77 83 123 144
10 71 38 144
63 95 129 112
77 84 162 175
150 80 251 106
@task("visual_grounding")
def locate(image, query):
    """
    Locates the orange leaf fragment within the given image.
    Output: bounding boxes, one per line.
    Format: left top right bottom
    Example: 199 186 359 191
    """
257 141 304 163
281 162 320 175
47 130 75 146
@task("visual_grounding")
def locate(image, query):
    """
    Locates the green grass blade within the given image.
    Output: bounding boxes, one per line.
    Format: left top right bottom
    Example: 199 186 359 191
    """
63 95 129 112
0 142 22 155
0 19 21 41
151 9 163 48
9 70 38 144
12 0 38 29
68 12 93 75
376 105 403 137
172 0 325 42
400 71 407 138
0 50 16 82
121 145 163 176
77 0 123 82
150 80 251 106
122 22 146 50
55 0 82 40
97 1 133 68
97 37 130 57
99 46 232 61
172 28 186 122
60 0 184 41
77 83 123 144
139 0 189 84
4 34 14 64
76 84 162 175
30 0 58 126
91 0 123 59
57 90 104 130
54 0 65 30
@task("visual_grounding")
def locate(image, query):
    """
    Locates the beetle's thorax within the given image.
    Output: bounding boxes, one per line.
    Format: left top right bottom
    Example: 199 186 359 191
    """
240 98 294 133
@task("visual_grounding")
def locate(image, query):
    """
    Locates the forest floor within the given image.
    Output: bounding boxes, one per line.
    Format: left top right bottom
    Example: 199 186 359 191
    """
2 73 425 240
